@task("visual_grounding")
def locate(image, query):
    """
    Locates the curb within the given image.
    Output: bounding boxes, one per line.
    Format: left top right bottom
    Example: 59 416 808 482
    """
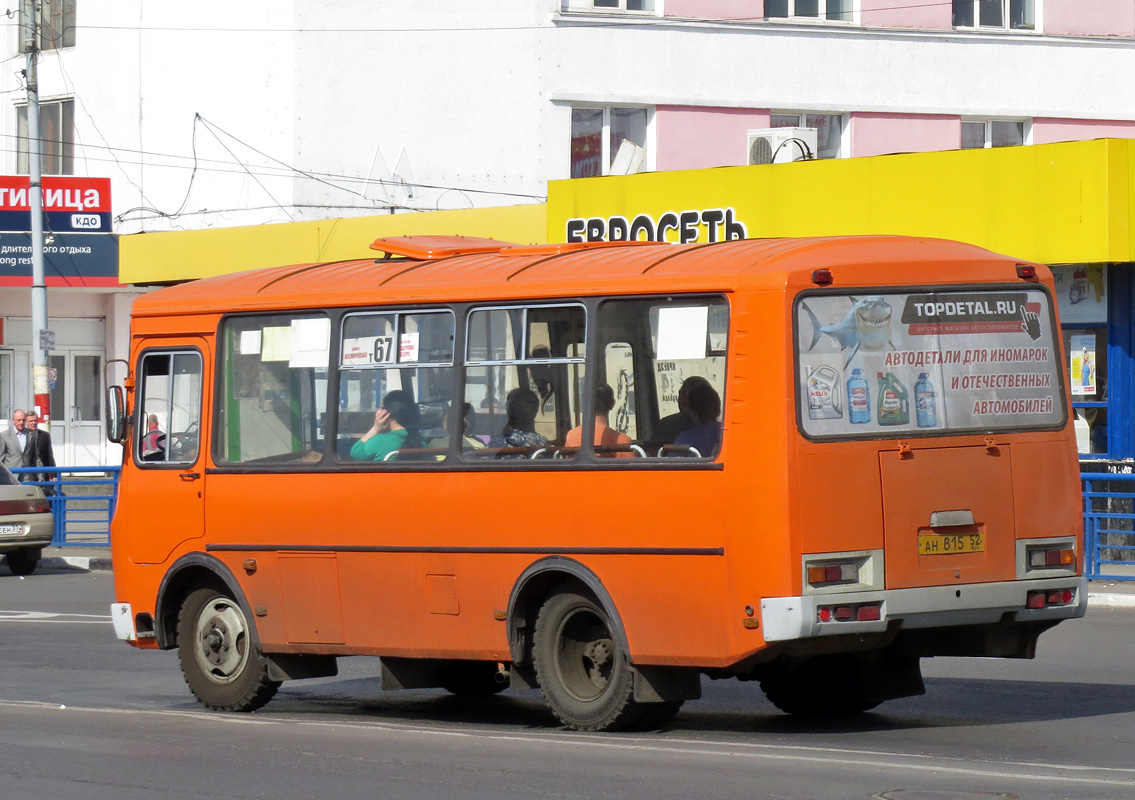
1087 592 1135 609
38 555 114 572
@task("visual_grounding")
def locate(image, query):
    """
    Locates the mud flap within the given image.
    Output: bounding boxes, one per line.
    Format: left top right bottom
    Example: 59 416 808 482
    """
633 665 703 704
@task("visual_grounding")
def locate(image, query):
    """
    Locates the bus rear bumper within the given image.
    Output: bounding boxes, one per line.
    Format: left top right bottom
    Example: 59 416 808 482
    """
760 576 1087 643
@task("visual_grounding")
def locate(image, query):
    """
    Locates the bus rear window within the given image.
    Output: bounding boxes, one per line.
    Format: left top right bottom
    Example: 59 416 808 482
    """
795 287 1066 438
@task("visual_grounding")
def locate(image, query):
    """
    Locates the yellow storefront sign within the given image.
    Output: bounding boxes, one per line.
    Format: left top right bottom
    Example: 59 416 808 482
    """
547 138 1135 266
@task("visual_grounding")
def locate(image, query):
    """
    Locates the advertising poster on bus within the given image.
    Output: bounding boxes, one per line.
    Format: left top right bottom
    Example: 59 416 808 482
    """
796 289 1066 438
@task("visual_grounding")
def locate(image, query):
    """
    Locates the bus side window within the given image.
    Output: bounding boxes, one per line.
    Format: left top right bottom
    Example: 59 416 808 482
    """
337 310 454 463
217 315 330 465
135 350 203 466
462 304 585 461
597 297 729 459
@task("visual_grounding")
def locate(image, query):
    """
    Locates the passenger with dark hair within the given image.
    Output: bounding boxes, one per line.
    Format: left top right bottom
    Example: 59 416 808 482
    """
351 390 424 461
673 383 722 457
488 388 548 450
565 382 632 457
433 402 485 460
655 375 712 443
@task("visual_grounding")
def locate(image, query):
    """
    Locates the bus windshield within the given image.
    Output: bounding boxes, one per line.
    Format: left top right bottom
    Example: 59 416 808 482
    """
795 286 1066 438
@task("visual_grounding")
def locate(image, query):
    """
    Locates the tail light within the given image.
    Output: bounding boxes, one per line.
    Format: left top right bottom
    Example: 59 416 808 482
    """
0 498 50 515
1028 547 1075 569
1026 589 1076 609
817 602 883 623
807 563 858 586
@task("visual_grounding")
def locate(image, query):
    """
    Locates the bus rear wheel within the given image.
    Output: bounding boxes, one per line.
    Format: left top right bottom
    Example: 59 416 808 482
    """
177 587 280 712
533 588 641 731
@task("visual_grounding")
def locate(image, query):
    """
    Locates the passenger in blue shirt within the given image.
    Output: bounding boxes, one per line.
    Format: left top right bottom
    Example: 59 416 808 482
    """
673 383 722 457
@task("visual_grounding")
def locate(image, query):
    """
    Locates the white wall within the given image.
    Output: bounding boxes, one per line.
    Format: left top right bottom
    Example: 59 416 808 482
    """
3 3 1134 235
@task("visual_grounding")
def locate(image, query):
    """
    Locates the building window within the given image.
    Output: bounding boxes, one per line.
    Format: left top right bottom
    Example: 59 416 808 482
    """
561 0 655 12
570 106 649 178
961 119 1026 149
771 112 843 159
591 0 654 10
953 0 1035 30
16 98 75 175
765 0 853 22
19 0 76 50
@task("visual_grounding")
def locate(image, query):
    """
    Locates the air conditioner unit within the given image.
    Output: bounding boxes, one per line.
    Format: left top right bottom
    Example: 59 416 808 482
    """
747 127 818 165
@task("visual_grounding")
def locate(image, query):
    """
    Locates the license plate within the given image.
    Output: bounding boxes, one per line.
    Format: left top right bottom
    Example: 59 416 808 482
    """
918 531 985 555
0 524 23 536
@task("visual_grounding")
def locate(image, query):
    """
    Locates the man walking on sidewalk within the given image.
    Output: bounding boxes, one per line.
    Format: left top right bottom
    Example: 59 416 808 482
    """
25 411 57 495
0 408 29 471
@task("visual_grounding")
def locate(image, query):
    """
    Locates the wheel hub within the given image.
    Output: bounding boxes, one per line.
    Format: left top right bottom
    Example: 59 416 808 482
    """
193 599 249 683
583 639 613 686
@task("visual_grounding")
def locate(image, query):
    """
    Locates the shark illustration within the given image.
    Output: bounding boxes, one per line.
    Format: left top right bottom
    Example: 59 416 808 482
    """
803 296 894 367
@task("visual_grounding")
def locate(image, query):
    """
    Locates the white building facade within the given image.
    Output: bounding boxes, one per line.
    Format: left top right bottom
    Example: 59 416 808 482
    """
1 0 1134 464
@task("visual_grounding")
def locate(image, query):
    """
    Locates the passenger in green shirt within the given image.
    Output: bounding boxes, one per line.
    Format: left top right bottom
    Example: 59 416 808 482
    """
351 390 422 462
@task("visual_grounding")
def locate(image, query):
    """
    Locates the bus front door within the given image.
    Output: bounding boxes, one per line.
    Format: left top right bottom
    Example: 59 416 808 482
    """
125 345 208 564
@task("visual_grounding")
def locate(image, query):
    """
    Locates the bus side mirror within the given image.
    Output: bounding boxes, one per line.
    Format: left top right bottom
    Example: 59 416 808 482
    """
106 385 127 443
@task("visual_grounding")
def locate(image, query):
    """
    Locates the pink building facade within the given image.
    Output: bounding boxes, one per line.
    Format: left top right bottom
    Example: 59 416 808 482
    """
564 0 1135 176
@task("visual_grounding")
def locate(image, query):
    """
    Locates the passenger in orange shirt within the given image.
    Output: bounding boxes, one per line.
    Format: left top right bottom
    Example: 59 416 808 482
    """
565 382 632 457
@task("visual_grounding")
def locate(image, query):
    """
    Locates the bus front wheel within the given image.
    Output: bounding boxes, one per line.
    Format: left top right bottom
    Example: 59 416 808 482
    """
533 588 640 731
177 587 280 712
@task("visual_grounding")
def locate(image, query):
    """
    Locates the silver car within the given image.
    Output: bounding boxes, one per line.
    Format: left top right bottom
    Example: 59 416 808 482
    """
0 465 54 575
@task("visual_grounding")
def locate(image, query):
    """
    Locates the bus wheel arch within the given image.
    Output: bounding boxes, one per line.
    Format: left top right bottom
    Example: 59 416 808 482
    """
506 556 629 670
155 553 253 650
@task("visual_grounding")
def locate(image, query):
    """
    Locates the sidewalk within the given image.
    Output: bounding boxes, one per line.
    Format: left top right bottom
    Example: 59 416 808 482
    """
24 547 1135 608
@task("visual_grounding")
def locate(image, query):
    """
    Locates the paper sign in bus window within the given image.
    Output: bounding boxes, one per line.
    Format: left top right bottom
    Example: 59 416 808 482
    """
290 318 330 369
261 326 292 362
656 306 708 360
239 330 262 356
399 332 420 363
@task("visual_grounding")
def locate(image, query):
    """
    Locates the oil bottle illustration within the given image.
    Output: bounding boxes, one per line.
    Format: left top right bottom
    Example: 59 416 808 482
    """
876 371 910 426
848 368 870 424
806 365 843 420
915 372 938 428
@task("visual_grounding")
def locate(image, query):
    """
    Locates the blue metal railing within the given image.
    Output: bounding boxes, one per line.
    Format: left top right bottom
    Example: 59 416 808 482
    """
1081 471 1135 581
10 465 119 547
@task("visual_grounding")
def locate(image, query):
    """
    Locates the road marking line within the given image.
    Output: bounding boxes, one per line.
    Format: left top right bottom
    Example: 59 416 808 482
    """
0 699 1131 788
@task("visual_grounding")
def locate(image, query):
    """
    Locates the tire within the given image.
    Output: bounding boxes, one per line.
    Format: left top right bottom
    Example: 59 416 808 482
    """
533 588 641 731
441 661 509 697
177 587 280 712
758 656 882 717
5 548 41 576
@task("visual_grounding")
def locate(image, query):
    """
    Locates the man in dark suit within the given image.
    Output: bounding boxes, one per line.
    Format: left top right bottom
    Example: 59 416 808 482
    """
0 408 29 471
24 411 57 495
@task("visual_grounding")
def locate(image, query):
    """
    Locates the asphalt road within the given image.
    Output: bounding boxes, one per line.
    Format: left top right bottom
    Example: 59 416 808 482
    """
1 567 1133 800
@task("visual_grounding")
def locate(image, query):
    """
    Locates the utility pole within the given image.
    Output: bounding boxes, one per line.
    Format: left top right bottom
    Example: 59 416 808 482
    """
22 0 50 429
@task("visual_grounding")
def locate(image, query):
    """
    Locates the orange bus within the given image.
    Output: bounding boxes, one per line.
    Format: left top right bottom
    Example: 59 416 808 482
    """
107 235 1085 731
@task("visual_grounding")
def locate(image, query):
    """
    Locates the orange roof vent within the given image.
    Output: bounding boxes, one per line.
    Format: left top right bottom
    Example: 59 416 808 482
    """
369 235 516 260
